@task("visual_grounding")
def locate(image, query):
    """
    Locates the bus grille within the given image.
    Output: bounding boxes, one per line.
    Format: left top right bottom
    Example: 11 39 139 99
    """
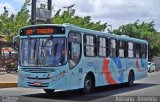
22 68 55 73
26 77 50 80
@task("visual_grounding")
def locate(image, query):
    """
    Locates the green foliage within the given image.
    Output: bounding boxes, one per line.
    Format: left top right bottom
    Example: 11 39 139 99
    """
113 20 160 59
0 0 30 43
52 7 107 31
0 3 106 44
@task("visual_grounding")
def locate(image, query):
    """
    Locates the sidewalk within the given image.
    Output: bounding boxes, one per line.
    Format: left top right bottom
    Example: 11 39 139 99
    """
0 72 17 88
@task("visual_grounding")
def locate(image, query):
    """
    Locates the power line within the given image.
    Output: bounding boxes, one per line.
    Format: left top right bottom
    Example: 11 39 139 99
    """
126 0 159 18
54 0 78 8
124 0 160 31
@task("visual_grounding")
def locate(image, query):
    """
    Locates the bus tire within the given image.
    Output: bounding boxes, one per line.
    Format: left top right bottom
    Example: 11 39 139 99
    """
43 89 55 94
127 71 134 87
83 74 94 94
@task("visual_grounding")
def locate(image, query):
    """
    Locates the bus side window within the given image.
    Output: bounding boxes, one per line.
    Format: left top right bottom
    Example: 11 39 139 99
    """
128 42 134 58
134 43 141 58
110 39 116 57
119 40 125 58
68 32 81 69
84 34 96 57
98 37 106 57
141 44 146 59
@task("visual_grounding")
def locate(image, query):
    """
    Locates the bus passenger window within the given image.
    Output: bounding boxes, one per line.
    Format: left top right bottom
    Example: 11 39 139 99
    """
84 35 96 57
110 39 116 57
98 37 106 57
128 42 134 58
135 43 141 58
141 44 146 59
119 40 125 57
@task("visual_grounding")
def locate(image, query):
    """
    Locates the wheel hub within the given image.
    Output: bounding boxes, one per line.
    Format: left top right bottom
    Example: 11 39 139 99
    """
85 80 91 90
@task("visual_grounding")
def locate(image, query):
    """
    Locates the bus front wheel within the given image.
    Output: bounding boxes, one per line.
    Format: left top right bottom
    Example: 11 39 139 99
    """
43 89 55 94
83 74 94 94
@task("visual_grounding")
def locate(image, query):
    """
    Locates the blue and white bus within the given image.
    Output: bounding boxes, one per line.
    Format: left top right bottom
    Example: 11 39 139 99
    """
17 23 148 94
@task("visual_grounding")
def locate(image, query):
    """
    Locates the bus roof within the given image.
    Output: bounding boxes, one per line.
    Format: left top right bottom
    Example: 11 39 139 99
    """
19 23 148 44
64 23 148 44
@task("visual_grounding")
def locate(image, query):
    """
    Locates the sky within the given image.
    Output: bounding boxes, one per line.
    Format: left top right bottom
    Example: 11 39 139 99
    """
0 0 160 31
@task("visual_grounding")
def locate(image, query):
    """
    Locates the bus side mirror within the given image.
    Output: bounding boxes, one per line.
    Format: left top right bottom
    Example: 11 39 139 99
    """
13 41 18 51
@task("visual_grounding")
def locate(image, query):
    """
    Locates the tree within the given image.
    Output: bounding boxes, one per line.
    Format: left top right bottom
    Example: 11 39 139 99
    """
0 0 30 44
0 0 30 66
113 20 160 60
52 6 107 31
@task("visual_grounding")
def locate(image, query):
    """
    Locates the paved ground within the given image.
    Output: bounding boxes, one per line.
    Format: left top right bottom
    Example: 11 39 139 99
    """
0 72 17 88
0 72 160 102
0 72 17 83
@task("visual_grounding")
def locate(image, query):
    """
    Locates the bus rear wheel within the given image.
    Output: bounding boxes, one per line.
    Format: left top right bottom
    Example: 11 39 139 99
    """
43 89 55 94
127 71 134 87
83 75 94 94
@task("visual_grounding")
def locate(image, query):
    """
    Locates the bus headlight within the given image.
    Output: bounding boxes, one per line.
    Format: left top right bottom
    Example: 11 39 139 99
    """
51 71 65 81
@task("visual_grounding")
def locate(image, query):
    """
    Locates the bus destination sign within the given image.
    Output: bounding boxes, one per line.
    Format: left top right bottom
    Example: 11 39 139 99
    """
20 26 65 35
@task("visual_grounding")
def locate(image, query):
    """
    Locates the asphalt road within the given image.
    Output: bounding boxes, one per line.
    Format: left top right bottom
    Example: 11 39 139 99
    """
0 72 160 102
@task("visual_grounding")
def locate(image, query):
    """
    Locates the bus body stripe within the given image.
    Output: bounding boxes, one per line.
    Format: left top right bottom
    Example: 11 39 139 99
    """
112 58 123 82
102 59 116 84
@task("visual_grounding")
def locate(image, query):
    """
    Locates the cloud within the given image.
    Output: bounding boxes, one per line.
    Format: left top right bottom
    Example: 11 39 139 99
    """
1 0 159 31
53 0 160 31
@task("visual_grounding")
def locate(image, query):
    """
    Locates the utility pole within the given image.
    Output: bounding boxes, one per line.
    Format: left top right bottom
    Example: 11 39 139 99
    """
31 0 36 25
31 0 52 25
47 0 52 23
63 4 75 16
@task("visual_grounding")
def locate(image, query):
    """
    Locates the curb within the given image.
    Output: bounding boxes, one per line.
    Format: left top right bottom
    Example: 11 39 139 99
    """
0 82 17 88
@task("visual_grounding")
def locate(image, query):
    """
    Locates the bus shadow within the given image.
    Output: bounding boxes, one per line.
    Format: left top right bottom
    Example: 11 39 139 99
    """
23 83 159 101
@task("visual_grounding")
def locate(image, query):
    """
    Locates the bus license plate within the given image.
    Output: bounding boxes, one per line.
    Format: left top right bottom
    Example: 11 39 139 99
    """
33 82 42 86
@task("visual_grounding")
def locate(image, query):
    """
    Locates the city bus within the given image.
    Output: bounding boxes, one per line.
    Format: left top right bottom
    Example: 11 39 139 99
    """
17 23 148 94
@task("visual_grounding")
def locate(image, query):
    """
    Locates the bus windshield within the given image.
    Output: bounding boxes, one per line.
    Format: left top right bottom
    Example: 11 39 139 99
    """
20 38 67 67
